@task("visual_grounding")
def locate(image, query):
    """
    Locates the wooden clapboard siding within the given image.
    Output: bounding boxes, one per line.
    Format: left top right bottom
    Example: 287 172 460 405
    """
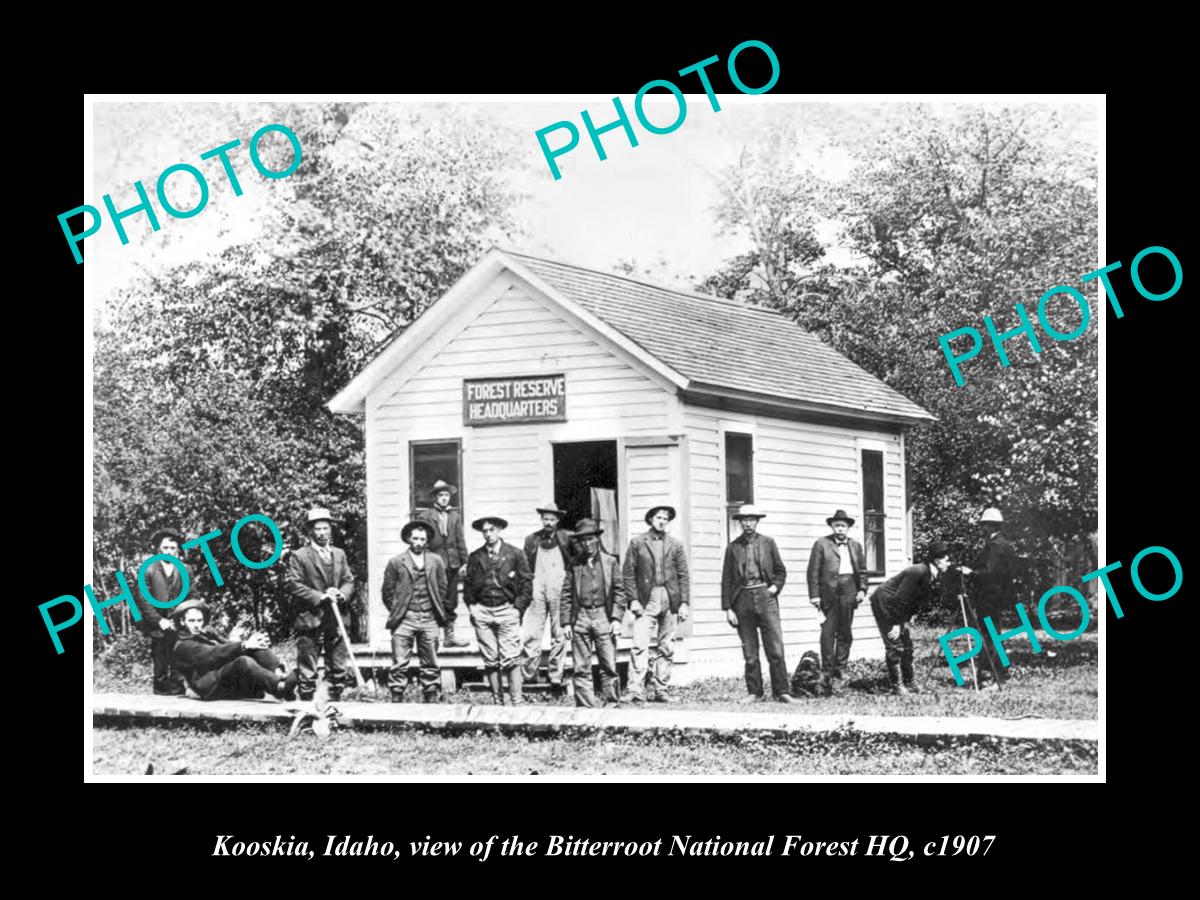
362 285 677 646
682 405 907 666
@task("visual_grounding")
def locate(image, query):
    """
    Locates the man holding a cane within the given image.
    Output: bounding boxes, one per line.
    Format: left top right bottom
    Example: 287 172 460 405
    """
285 508 356 702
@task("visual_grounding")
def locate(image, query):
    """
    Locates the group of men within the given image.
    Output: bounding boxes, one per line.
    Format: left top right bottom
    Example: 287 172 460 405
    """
132 487 1018 705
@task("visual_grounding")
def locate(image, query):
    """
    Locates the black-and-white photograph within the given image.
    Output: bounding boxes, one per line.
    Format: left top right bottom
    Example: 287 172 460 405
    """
87 96 1100 777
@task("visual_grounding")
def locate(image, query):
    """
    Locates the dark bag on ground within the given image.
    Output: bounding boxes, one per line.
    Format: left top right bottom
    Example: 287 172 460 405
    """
791 650 823 697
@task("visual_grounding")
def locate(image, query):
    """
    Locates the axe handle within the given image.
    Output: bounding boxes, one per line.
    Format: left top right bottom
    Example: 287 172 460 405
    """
330 600 366 690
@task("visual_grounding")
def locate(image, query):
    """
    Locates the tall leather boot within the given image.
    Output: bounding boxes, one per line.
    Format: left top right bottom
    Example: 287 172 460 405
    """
509 667 524 705
486 670 503 704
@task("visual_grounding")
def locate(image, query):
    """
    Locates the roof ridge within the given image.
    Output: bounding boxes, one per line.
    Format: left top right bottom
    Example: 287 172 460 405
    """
498 247 785 316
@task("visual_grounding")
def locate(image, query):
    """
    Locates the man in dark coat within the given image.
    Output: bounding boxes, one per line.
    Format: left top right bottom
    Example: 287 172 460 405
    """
413 480 469 648
721 504 793 703
622 503 690 703
870 541 952 694
135 528 188 695
520 502 573 695
962 507 1019 685
806 509 869 691
464 516 532 704
170 599 299 701
284 508 355 702
561 519 625 708
382 521 448 703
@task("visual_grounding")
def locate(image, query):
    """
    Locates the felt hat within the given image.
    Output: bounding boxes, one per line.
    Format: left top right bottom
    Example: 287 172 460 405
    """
401 521 431 544
535 501 568 518
826 509 856 527
979 507 1004 524
173 598 212 622
644 504 677 524
150 528 185 548
572 518 604 538
306 508 335 525
429 480 458 498
732 503 766 520
472 515 508 532
924 541 950 562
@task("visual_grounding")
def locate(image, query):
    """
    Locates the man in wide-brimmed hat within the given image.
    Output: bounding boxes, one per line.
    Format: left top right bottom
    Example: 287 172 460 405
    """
561 518 625 708
170 598 299 701
381 521 448 703
464 515 532 704
721 504 793 702
520 501 573 696
961 506 1019 685
621 503 690 703
284 508 355 702
806 509 869 692
413 479 469 648
135 527 189 695
870 541 953 695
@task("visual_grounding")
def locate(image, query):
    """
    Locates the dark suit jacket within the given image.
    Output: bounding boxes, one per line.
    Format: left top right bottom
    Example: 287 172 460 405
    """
414 506 469 569
561 552 626 627
622 531 690 612
171 629 247 699
806 535 869 603
136 559 190 634
973 533 1018 604
382 551 449 631
872 563 938 624
721 533 787 610
464 542 533 612
524 528 574 572
285 544 354 631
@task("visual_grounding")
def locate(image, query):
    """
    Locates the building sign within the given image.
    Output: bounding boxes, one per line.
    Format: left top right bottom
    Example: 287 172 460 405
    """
463 374 567 426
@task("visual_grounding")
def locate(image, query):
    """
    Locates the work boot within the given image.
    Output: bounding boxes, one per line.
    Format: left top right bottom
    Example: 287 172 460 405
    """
775 693 795 704
422 689 442 704
274 670 300 701
442 624 469 648
390 690 407 703
549 682 567 701
486 670 503 704
902 681 921 694
891 683 911 696
509 668 524 705
327 686 343 703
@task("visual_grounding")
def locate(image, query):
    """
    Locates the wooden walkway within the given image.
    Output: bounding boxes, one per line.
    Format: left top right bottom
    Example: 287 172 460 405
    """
92 694 1097 744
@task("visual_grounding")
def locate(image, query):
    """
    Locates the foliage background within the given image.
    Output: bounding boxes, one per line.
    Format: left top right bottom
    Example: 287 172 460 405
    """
92 101 1097 643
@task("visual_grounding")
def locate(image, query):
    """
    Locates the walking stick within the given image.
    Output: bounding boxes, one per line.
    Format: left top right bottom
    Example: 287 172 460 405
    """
958 593 979 691
329 599 366 691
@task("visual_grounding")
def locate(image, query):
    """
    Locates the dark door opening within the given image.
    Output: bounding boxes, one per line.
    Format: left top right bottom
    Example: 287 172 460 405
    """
553 441 619 554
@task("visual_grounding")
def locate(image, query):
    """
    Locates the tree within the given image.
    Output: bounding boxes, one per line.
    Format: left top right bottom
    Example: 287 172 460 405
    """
93 103 521 640
703 106 1098 603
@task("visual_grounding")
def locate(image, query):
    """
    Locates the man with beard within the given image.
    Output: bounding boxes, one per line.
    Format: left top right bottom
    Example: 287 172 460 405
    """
382 522 448 703
806 509 869 693
414 480 470 648
284 508 355 702
521 502 572 697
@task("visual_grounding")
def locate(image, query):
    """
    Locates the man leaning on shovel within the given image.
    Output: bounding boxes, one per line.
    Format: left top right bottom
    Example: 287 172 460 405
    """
285 507 355 702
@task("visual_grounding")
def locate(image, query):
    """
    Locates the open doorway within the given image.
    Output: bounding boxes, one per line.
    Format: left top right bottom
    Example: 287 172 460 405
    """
553 441 619 555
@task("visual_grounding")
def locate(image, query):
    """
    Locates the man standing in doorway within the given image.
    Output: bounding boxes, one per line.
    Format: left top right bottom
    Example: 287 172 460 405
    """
464 516 532 705
136 528 189 695
413 480 470 648
722 504 793 703
561 519 625 708
285 508 355 702
622 504 690 703
382 522 448 703
521 502 573 698
806 509 869 693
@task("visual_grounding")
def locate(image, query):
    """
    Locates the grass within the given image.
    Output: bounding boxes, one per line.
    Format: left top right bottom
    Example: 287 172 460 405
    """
96 624 1097 722
93 722 1096 776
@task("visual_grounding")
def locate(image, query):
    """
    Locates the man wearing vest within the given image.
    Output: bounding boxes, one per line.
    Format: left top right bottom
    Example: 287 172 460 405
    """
622 503 690 703
870 541 952 694
413 480 470 648
136 527 189 695
382 521 448 703
561 519 625 708
464 516 532 705
806 509 869 692
722 504 793 703
520 502 573 697
285 508 355 702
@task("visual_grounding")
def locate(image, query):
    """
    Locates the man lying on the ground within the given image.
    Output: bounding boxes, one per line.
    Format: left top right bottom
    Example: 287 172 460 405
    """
170 598 299 701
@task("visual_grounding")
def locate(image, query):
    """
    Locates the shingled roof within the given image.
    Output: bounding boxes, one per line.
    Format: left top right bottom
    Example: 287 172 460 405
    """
329 248 933 423
505 251 932 422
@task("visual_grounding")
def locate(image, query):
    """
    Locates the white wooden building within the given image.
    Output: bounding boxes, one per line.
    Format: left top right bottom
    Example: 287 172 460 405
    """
328 249 933 681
